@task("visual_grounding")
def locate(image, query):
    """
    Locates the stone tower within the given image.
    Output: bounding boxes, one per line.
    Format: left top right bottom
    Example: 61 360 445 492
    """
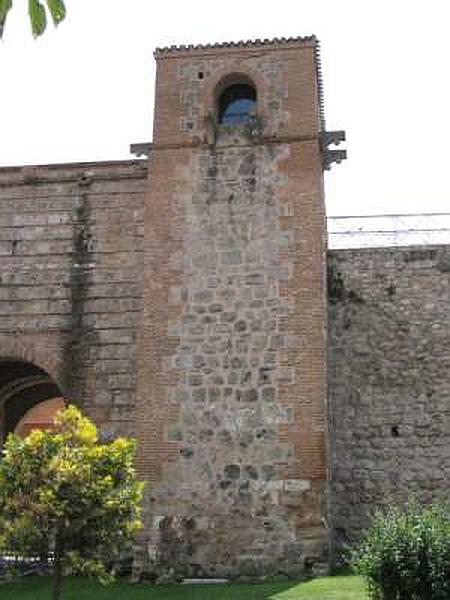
134 36 345 578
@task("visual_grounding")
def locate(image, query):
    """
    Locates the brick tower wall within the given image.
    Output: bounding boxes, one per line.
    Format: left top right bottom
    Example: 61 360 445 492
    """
135 39 329 578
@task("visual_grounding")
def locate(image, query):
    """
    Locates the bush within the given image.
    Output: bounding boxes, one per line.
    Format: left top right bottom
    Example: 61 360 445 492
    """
0 406 143 600
352 500 450 600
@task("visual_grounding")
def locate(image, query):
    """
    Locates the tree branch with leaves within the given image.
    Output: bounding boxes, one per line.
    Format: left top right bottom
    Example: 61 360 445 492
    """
0 406 143 600
0 0 66 39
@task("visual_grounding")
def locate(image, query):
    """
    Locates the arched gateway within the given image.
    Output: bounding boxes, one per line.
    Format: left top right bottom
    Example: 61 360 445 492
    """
0 359 64 444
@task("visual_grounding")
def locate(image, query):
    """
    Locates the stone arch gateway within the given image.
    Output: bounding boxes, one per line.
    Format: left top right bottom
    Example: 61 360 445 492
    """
0 359 62 443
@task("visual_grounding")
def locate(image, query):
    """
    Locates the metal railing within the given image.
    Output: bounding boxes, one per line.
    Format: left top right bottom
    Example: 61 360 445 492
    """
327 213 450 249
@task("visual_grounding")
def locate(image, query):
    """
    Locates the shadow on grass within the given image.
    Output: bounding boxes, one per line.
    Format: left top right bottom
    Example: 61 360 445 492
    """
0 574 367 600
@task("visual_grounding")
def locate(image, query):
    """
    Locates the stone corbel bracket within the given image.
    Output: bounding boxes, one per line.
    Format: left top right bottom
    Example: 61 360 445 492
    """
130 143 152 158
320 130 347 171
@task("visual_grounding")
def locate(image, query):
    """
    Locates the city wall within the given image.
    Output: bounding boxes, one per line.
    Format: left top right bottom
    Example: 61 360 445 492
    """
0 161 146 437
0 161 449 570
328 245 450 548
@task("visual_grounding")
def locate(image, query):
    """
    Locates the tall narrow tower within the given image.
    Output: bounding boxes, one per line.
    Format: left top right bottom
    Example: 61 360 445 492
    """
135 36 345 578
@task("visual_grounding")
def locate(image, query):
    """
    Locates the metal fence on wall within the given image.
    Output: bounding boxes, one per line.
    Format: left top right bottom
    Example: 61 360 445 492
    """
327 213 450 249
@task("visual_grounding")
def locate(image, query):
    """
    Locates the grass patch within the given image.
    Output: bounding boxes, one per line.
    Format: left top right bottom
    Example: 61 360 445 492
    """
0 574 367 599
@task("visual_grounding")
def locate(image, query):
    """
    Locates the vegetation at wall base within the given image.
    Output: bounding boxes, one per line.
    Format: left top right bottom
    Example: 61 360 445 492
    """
0 574 367 599
0 406 143 600
352 499 450 600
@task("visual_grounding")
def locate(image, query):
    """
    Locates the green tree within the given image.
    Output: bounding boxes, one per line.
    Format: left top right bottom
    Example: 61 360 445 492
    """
0 0 66 39
0 406 143 600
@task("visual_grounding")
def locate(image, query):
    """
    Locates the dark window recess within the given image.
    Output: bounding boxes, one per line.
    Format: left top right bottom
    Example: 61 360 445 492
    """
391 425 400 438
219 84 257 125
198 71 204 79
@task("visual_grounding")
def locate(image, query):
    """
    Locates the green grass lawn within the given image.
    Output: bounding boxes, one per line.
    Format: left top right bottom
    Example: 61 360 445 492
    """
0 574 367 599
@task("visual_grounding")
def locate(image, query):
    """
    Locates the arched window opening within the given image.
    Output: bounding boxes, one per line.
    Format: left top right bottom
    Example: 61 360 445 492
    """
218 83 257 125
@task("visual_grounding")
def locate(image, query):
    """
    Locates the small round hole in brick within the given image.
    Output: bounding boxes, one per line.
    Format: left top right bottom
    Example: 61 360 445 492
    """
391 425 400 438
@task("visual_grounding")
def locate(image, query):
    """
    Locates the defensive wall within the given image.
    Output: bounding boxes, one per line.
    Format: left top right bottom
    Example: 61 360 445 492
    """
0 161 146 441
328 244 450 548
0 34 449 578
0 161 449 565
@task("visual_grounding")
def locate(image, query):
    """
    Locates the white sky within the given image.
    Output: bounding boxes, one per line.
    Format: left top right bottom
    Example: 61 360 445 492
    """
1 0 449 217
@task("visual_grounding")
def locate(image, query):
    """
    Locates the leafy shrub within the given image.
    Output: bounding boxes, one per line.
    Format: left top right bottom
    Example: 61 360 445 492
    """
352 500 450 600
0 406 143 600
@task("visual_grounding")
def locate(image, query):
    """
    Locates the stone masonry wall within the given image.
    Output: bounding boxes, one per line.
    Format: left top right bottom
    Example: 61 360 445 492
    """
3 39 449 578
135 39 329 579
0 161 146 437
1 158 449 575
328 245 450 549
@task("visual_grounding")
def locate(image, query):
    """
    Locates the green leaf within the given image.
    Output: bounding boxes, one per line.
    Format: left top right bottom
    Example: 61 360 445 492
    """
0 0 12 39
46 0 65 26
0 0 12 23
28 0 47 38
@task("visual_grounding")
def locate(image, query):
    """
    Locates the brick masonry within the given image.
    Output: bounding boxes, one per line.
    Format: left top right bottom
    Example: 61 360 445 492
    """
134 39 329 578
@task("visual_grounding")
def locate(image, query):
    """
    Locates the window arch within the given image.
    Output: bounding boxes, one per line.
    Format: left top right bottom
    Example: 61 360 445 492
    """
218 82 257 125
